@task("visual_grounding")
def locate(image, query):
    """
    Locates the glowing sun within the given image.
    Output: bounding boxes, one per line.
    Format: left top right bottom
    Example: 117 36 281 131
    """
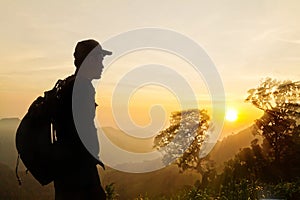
226 109 238 122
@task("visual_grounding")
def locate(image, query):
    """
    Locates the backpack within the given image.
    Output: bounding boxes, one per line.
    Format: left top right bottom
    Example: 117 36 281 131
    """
15 78 68 186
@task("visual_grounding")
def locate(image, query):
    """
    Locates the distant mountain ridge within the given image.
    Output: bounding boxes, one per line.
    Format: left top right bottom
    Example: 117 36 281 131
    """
209 125 260 169
101 126 154 153
0 117 258 171
0 162 53 200
0 117 260 199
101 165 201 199
0 117 20 121
0 117 21 170
0 117 20 131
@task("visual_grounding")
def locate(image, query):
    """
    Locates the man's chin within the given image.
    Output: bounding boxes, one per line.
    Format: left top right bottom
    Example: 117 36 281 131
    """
91 75 101 80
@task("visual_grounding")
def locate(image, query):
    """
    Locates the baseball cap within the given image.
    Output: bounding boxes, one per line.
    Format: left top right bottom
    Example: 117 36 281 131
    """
74 39 112 67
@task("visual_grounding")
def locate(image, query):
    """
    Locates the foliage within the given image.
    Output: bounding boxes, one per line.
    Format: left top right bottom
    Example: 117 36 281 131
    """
142 78 300 199
154 109 210 174
105 182 119 200
176 78 300 199
178 187 211 200
134 194 150 200
134 178 300 200
245 78 300 181
245 78 300 114
217 178 300 200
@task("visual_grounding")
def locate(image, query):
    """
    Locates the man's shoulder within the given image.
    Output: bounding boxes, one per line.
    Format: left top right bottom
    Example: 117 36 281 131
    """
60 75 76 90
65 74 76 85
59 74 94 96
53 75 75 98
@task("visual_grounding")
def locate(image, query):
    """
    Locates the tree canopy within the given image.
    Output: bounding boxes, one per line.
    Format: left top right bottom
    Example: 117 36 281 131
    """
153 109 211 173
245 78 300 169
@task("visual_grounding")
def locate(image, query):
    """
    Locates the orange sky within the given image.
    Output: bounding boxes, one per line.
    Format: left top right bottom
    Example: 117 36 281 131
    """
0 0 299 140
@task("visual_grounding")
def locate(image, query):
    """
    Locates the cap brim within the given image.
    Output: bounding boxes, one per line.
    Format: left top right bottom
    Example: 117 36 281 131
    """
102 49 112 56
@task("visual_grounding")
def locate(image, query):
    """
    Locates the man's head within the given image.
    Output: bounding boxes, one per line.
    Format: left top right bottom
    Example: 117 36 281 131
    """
74 39 112 79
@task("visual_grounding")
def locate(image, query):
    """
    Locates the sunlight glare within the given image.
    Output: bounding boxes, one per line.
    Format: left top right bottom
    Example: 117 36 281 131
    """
226 109 238 122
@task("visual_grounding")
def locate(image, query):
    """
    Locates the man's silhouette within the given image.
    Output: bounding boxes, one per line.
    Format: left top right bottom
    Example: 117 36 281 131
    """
53 39 111 200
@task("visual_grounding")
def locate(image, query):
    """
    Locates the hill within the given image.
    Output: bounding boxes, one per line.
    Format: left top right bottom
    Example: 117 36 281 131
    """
209 125 261 169
101 165 200 199
0 118 22 170
101 127 154 153
0 162 54 200
0 118 260 199
100 125 261 199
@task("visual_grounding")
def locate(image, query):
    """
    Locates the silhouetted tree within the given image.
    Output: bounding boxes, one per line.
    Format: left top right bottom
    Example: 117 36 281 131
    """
153 109 215 185
245 78 300 181
214 78 300 198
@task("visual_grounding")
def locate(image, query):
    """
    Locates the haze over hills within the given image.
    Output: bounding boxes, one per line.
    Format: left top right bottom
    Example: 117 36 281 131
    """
209 125 260 169
98 125 260 171
0 117 259 199
101 127 154 153
0 162 54 200
101 165 201 199
0 118 22 170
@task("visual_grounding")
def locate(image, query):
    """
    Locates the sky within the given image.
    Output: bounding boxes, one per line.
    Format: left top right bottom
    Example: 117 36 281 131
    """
1 0 300 139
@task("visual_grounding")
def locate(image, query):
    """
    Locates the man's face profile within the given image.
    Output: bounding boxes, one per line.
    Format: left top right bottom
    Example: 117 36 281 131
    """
79 45 105 80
